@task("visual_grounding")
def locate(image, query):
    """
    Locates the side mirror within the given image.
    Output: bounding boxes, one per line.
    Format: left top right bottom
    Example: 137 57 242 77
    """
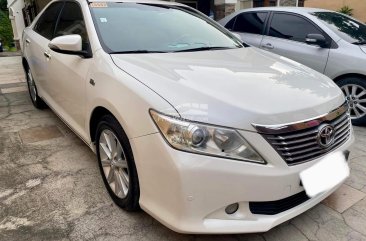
49 35 90 58
306 34 327 47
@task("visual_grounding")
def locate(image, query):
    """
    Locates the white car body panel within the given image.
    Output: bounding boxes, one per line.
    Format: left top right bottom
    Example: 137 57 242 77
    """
112 47 345 129
131 131 353 234
21 0 354 234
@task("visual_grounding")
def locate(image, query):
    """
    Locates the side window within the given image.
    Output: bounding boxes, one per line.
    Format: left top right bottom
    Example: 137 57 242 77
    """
225 17 236 30
54 2 89 50
34 2 63 39
269 13 322 43
232 12 267 35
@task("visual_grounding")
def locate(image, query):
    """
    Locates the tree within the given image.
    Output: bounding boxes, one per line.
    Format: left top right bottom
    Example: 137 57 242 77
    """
0 0 7 11
0 9 14 48
338 6 354 16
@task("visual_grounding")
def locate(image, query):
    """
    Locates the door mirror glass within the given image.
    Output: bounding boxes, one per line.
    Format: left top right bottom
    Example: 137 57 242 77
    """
306 34 327 47
49 35 87 57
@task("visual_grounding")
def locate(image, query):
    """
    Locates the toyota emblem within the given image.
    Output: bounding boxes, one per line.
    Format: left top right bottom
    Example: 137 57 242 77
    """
317 124 336 148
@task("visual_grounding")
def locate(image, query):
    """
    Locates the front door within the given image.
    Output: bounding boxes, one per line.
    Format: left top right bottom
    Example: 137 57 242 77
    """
260 12 330 74
46 1 92 139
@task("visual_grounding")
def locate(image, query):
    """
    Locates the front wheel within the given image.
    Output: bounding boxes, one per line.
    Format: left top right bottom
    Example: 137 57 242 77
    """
337 77 366 126
96 115 140 211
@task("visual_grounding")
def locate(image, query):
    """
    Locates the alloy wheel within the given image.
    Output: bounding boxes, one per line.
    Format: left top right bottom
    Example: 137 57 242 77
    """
341 84 366 119
98 129 130 199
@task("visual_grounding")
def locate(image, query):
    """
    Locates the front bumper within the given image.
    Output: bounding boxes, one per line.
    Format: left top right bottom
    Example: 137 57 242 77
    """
130 129 354 234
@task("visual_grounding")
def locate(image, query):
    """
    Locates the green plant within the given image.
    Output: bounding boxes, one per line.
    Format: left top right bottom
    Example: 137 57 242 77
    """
0 9 14 48
338 5 354 16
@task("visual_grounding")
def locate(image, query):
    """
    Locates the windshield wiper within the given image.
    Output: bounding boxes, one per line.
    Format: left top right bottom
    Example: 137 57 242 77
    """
110 50 168 54
352 41 366 45
174 46 235 53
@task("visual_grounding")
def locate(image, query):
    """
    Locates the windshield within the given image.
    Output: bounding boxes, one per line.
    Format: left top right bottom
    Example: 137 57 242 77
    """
89 2 242 53
312 12 366 44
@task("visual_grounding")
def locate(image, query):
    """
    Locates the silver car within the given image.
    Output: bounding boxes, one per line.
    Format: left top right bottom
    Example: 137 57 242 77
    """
219 7 366 125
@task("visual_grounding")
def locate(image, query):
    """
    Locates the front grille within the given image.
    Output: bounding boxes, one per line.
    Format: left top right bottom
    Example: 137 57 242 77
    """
256 104 351 165
249 191 310 215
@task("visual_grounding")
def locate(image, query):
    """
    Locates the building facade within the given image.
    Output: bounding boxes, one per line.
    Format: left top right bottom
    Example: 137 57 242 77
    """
305 0 366 22
7 0 302 50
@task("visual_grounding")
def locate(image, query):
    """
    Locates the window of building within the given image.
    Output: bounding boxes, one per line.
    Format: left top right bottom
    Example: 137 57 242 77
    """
33 2 63 39
253 0 265 7
232 12 267 35
269 13 322 43
253 0 277 7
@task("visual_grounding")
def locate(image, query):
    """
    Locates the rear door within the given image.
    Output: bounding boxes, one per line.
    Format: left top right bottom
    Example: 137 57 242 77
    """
228 12 268 47
260 12 330 73
23 2 64 98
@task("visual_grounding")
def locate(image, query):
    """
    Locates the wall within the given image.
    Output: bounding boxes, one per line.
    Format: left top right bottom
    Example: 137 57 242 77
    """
239 0 252 9
7 0 25 50
305 0 366 22
280 0 296 6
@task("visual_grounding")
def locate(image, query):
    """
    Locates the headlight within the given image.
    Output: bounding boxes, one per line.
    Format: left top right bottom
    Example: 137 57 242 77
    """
150 110 265 164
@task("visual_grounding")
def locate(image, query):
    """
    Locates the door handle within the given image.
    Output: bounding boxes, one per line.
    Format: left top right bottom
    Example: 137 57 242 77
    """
262 43 274 49
25 39 31 44
44 51 51 59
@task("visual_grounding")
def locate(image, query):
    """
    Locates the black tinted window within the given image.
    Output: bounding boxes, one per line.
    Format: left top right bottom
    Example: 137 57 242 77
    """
55 2 89 49
312 12 366 44
225 17 236 30
34 2 63 39
233 12 267 34
269 13 322 43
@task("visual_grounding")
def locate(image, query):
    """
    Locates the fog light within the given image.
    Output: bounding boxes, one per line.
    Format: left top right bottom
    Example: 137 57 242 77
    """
225 203 239 214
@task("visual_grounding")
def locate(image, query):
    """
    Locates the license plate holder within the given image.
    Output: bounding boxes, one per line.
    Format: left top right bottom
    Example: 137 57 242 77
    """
300 152 350 198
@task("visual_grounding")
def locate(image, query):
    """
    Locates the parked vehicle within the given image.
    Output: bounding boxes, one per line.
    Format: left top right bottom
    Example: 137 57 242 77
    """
219 7 366 125
0 40 3 52
22 0 353 234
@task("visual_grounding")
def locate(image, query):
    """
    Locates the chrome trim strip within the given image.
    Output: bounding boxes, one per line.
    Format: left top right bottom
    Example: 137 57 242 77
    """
252 102 349 134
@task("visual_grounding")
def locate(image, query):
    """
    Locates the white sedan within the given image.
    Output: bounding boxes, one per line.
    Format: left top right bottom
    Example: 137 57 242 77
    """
22 0 353 234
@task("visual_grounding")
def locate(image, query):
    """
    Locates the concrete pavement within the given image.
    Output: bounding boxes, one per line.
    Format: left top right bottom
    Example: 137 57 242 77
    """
1 56 366 241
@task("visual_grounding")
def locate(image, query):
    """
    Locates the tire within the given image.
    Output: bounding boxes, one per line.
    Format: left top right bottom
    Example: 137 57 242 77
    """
25 66 47 109
337 77 366 126
96 115 140 211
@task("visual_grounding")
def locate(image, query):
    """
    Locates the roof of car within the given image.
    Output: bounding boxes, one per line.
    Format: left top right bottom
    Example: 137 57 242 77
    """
88 0 185 6
237 7 334 14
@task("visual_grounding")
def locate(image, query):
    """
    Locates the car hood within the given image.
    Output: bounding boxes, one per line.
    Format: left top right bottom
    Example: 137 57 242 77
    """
111 47 345 132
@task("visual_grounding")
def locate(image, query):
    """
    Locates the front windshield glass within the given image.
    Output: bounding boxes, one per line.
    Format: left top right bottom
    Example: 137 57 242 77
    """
312 12 366 44
89 2 242 53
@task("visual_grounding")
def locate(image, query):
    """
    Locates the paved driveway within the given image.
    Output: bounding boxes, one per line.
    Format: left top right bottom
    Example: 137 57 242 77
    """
1 56 366 241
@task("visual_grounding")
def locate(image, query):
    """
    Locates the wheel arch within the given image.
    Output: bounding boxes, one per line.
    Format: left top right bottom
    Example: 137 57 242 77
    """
22 57 29 71
89 106 116 143
333 73 366 83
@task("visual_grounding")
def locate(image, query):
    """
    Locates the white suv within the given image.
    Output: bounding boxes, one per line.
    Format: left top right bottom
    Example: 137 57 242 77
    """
22 0 353 234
